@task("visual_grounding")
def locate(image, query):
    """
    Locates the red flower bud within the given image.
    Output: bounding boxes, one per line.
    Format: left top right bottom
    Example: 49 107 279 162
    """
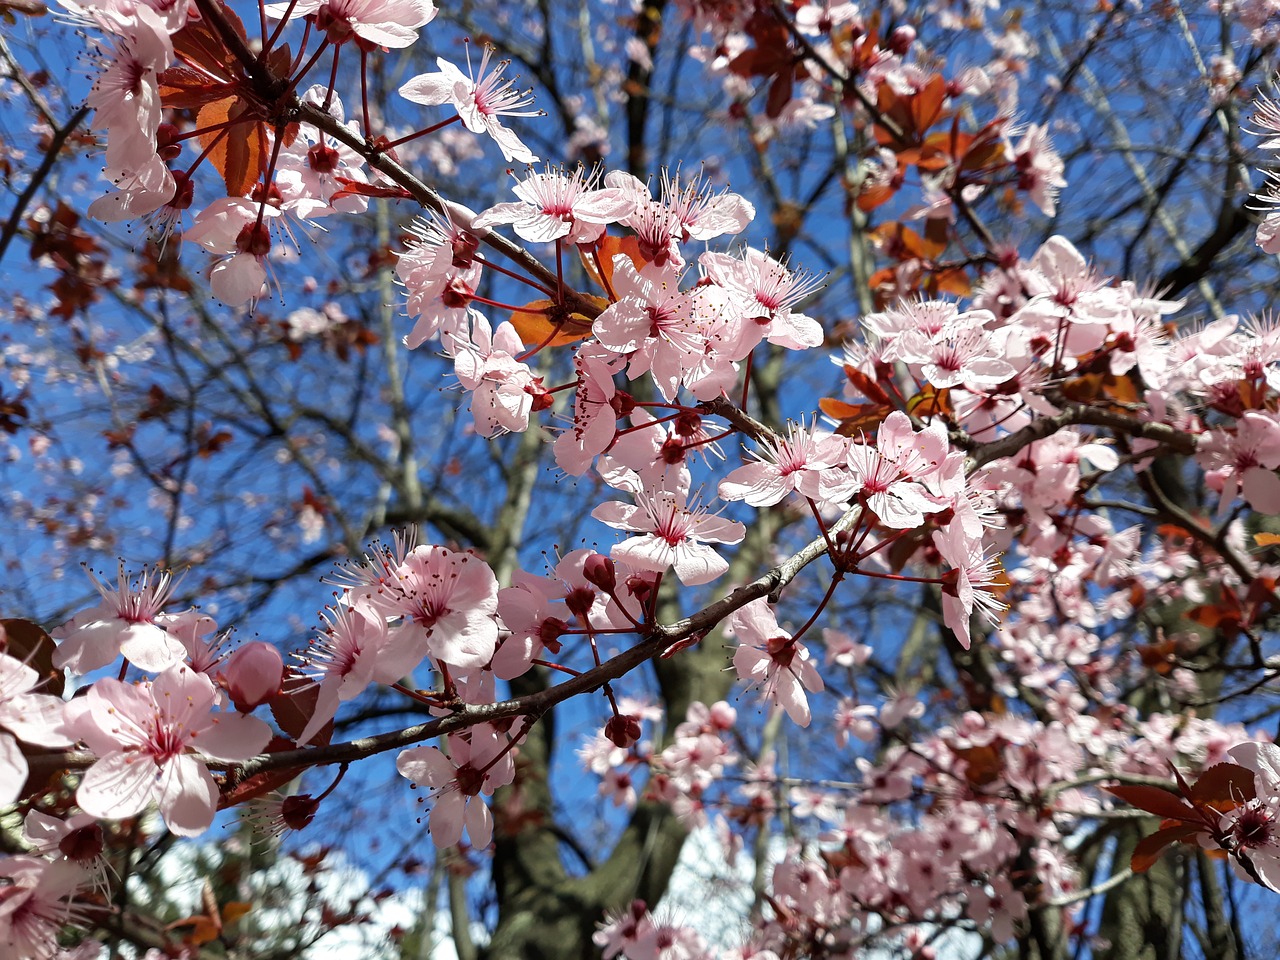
582 553 616 592
605 714 643 748
225 641 284 712
889 25 916 56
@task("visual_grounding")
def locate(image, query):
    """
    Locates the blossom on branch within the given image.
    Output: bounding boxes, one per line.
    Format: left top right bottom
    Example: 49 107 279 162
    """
593 483 745 586
730 599 824 727
67 666 270 836
399 46 540 163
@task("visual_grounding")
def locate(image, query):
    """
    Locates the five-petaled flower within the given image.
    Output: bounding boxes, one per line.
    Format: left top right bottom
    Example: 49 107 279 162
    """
67 666 271 836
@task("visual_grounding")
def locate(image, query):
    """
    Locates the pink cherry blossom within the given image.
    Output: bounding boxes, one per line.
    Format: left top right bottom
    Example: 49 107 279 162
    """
700 248 825 357
1012 124 1066 216
603 169 755 267
591 257 704 400
1219 741 1280 889
275 90 371 220
493 569 566 680
87 154 176 223
718 420 842 507
1198 410 1280 515
265 0 436 48
0 648 72 806
381 545 501 670
222 641 284 713
395 723 516 848
819 413 944 528
593 484 745 586
597 408 697 494
396 213 483 352
933 526 1008 650
1019 235 1126 333
453 316 545 437
0 857 87 960
295 600 398 745
399 46 540 163
553 346 622 476
82 6 172 169
52 563 203 675
655 168 755 244
729 599 824 726
68 665 271 836
473 165 633 244
184 199 281 306
893 315 1016 389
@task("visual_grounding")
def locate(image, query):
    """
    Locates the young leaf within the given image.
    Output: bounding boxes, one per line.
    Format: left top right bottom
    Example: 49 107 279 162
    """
1131 822 1204 873
1105 783 1197 821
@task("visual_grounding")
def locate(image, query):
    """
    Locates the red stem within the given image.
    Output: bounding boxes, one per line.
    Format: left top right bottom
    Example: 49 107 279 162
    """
290 38 332 92
592 246 619 302
532 658 582 677
476 255 554 296
789 572 844 645
263 0 302 53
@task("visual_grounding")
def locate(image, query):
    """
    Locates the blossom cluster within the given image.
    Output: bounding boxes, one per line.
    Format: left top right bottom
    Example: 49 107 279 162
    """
10 0 1280 955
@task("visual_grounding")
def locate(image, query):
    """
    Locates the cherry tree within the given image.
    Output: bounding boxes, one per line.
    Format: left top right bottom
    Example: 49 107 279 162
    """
2 0 1280 958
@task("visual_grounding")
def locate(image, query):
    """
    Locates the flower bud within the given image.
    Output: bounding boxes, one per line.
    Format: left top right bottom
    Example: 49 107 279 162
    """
605 714 643 748
625 574 655 606
708 701 737 730
889 25 916 55
225 641 284 712
582 553 616 592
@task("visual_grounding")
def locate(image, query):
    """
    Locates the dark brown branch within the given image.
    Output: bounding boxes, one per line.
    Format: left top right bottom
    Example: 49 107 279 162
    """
26 501 862 783
965 404 1197 470
0 104 88 265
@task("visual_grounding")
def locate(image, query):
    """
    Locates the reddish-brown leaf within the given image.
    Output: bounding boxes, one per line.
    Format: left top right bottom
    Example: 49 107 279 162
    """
909 74 947 136
1190 762 1257 811
1131 822 1204 873
765 71 794 119
509 297 606 348
158 66 232 110
818 398 891 437
194 97 256 195
839 365 891 405
580 235 648 294
855 181 896 212
1060 372 1141 410
907 385 953 419
953 744 1002 787
727 26 795 79
928 266 972 298
270 670 332 747
958 120 1013 174
0 619 63 696
329 177 414 202
1105 783 1197 820
169 0 248 81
